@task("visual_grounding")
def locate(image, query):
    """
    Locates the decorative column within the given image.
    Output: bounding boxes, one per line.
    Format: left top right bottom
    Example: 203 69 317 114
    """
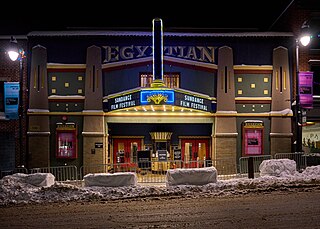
82 45 107 167
214 46 237 172
270 46 293 156
28 45 50 168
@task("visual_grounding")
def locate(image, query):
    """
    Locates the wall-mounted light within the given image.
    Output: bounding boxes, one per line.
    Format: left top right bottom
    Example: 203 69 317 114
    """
299 21 311 47
8 36 19 61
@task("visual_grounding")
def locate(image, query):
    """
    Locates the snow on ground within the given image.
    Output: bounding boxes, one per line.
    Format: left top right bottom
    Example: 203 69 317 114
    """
1 159 320 206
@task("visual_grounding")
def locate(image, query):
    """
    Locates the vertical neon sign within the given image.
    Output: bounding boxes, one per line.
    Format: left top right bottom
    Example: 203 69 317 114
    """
152 18 163 81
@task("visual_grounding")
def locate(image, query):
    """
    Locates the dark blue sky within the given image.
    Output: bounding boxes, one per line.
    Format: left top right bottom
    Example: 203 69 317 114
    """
0 0 294 35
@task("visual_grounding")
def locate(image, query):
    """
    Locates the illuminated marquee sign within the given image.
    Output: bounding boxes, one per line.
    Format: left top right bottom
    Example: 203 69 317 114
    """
140 90 174 105
105 89 214 112
175 92 212 112
107 91 140 111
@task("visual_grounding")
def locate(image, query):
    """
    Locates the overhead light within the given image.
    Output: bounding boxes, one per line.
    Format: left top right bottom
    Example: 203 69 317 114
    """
8 36 19 61
299 21 311 47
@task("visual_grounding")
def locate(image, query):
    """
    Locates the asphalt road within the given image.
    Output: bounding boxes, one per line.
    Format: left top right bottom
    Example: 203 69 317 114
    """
1 188 320 229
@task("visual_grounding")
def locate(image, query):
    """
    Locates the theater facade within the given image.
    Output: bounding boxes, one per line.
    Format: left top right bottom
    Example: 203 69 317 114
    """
26 30 294 170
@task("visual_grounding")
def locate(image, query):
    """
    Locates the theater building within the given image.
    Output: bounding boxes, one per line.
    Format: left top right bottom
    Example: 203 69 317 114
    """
26 29 294 171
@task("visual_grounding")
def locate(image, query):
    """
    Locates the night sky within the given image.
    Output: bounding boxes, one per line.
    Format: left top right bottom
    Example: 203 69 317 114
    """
0 0 294 35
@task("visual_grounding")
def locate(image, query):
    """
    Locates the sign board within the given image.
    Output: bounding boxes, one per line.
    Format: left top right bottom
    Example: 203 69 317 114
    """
299 71 313 109
157 150 168 161
105 89 214 113
107 91 140 111
173 149 181 160
140 90 174 105
175 91 212 112
137 150 151 168
95 142 103 148
4 82 20 120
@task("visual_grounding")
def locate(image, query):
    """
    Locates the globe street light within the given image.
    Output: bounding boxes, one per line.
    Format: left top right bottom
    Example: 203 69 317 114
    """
295 22 311 153
7 36 26 166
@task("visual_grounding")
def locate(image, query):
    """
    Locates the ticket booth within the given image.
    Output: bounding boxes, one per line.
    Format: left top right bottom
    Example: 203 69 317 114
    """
150 132 172 173
242 120 264 156
56 122 78 159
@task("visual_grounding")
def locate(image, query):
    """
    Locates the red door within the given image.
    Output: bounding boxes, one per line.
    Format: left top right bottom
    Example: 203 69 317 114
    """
181 139 209 167
113 139 141 165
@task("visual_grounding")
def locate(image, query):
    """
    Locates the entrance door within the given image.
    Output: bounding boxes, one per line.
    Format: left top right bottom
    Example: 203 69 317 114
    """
181 139 209 167
113 139 141 164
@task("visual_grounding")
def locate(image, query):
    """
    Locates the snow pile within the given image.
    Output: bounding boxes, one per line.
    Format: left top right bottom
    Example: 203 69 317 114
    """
84 172 137 187
301 165 320 176
166 167 217 186
1 161 320 206
2 173 55 187
259 159 297 177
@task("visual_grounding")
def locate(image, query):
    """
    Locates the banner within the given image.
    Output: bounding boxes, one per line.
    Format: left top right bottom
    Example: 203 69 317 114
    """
4 82 20 120
299 71 313 109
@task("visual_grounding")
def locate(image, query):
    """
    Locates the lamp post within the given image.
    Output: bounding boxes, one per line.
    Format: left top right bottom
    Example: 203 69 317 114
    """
294 22 311 153
8 36 26 166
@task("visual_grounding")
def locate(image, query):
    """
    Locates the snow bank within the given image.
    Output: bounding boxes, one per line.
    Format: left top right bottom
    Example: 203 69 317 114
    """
301 165 320 176
166 167 217 187
7 173 55 187
84 172 137 187
259 159 297 177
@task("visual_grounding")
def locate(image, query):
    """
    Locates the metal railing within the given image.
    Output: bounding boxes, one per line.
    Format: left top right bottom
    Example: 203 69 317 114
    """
239 155 272 178
274 152 307 172
29 165 78 182
2 153 317 184
0 167 28 179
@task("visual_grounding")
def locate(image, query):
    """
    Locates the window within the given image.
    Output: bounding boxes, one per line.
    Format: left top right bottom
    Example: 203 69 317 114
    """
140 72 180 88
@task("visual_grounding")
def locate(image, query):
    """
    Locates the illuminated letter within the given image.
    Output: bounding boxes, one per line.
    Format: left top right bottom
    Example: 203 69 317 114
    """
197 46 215 63
120 45 134 60
103 46 119 63
136 46 150 57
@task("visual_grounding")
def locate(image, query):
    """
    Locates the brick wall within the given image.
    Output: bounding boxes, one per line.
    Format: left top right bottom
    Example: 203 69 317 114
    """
0 37 28 167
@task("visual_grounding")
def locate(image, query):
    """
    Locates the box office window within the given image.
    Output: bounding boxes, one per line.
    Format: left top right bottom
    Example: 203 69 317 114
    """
140 73 180 88
56 123 77 159
242 121 264 156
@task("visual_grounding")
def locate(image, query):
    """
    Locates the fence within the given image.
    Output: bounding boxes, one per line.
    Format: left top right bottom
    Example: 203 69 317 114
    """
239 155 272 178
274 152 307 171
0 166 28 179
29 165 78 182
1 153 317 183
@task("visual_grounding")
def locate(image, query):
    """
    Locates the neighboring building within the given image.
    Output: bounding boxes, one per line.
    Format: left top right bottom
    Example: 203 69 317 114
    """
26 30 294 171
0 36 28 172
271 0 320 155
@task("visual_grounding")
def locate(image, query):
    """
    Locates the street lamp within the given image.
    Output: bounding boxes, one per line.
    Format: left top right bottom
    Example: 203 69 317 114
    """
7 36 26 166
295 22 311 153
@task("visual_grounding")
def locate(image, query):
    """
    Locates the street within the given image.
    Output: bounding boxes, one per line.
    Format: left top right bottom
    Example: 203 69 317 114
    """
1 187 320 228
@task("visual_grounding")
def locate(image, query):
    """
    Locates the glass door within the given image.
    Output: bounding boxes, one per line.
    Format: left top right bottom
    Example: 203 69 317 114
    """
181 139 209 167
113 139 141 164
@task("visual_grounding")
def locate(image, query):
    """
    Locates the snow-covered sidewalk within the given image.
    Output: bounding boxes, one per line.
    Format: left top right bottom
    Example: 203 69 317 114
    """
1 160 320 206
